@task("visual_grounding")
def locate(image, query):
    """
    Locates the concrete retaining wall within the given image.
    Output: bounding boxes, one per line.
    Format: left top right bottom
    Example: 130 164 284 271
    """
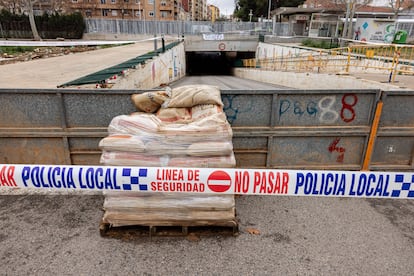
256 42 313 58
112 43 186 89
233 68 407 91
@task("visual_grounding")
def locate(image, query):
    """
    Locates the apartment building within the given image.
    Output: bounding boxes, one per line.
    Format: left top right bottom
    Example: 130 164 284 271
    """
0 0 68 15
182 0 207 21
207 4 219 22
0 0 210 21
68 0 212 21
67 0 188 20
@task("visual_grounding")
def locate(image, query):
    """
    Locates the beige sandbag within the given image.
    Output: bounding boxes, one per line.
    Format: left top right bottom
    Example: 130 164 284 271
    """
192 104 223 121
164 85 223 108
186 141 233 156
131 91 169 113
98 134 145 153
161 113 230 134
156 107 192 123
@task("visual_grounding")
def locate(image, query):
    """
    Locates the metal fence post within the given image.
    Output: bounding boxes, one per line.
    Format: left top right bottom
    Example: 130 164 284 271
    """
346 47 351 73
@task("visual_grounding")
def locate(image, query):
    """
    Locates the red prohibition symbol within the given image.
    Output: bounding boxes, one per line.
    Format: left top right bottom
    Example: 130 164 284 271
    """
207 170 231 192
218 43 226 51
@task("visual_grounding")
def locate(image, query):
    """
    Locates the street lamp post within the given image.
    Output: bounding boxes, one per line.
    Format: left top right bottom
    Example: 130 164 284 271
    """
268 0 271 20
153 0 157 51
138 1 141 20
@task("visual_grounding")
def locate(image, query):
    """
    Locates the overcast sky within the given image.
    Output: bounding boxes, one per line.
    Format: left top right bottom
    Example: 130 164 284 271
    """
208 0 236 15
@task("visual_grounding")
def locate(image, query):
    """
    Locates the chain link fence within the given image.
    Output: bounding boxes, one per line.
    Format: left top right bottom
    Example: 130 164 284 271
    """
85 18 277 35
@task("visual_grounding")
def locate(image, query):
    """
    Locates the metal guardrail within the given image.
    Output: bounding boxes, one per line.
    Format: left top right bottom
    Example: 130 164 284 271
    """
247 44 414 81
1 88 412 171
59 40 182 88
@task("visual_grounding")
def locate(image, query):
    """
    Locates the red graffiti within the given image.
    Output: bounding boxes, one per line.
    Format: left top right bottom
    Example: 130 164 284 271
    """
328 138 345 163
341 93 358 123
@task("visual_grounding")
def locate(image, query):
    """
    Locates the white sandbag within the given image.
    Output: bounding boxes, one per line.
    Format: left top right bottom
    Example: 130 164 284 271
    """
145 141 188 155
100 151 236 168
169 153 236 168
99 134 146 153
100 151 169 166
186 141 233 156
108 113 162 136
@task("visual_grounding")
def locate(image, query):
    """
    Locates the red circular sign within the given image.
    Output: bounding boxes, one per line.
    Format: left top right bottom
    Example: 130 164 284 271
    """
218 43 226 51
207 170 231 192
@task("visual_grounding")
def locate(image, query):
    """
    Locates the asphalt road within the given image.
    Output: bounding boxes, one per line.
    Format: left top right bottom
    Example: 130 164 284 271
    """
1 41 413 275
170 75 290 89
1 193 413 275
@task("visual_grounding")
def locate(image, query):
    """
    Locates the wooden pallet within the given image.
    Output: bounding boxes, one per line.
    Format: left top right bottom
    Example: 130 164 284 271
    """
99 219 239 238
100 193 238 238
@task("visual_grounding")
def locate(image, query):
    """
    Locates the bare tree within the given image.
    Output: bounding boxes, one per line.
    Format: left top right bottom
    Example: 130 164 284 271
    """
0 0 41 40
48 0 67 13
335 0 372 39
23 0 41 40
389 0 414 18
0 0 24 14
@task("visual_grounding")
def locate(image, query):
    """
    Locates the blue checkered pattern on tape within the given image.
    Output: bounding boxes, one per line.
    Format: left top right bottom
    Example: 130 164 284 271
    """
391 174 414 198
122 168 148 191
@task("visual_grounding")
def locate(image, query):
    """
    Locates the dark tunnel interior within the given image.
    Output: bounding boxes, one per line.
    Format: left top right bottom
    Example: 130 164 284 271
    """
185 51 255 76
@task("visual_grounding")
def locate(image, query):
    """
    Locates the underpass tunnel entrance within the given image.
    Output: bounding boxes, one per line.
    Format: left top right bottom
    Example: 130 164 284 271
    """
186 51 255 76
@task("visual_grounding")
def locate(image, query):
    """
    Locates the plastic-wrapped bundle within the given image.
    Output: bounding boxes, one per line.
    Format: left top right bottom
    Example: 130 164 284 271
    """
107 113 162 136
102 193 235 227
100 151 236 167
99 134 146 153
99 140 233 158
156 107 192 123
107 112 232 141
102 107 233 154
100 85 237 230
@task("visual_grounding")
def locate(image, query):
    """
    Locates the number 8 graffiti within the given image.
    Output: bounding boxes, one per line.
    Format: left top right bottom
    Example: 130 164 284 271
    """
341 94 358 123
318 96 339 123
318 93 357 123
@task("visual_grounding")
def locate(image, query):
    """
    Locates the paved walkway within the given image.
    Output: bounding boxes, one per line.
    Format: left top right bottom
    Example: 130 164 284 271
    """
1 40 413 90
353 73 414 90
0 41 155 89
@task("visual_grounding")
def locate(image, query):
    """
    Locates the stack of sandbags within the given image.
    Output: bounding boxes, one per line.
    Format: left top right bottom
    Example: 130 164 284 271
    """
102 193 235 227
99 85 236 228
